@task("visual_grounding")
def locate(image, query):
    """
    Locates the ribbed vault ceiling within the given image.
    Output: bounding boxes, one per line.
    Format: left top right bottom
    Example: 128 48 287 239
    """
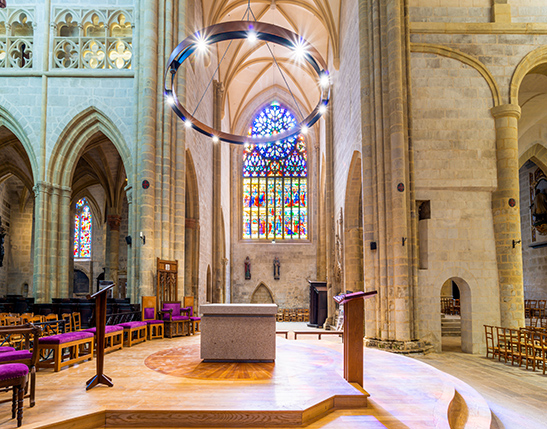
199 0 340 130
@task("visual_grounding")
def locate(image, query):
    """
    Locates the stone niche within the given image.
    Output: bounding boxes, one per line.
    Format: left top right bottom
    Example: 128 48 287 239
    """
200 303 277 362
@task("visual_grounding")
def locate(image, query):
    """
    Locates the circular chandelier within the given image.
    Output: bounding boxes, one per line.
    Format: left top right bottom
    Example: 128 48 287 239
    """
164 20 330 145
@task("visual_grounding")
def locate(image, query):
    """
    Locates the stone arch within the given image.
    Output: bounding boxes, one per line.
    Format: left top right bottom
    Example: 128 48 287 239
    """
47 106 132 188
510 45 547 105
519 143 547 174
251 282 275 304
343 151 363 293
0 105 38 184
0 162 33 192
438 276 473 353
411 43 502 107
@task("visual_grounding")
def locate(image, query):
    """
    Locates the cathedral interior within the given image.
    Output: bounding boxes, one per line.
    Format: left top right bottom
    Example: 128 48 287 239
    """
0 0 547 427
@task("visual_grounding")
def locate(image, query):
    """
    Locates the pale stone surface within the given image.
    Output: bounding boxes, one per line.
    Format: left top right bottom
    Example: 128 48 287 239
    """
200 304 277 361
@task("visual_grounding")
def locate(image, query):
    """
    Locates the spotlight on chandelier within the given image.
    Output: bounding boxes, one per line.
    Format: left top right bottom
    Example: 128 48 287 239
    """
164 21 330 145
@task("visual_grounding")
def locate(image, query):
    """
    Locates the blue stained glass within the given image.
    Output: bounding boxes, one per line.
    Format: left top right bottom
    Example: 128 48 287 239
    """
242 103 308 240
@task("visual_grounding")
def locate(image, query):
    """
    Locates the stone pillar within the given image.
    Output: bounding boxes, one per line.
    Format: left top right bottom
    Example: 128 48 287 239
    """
136 0 159 297
360 0 413 342
32 182 51 303
106 214 122 297
58 187 72 298
125 185 137 303
325 90 336 326
212 81 224 303
491 104 524 328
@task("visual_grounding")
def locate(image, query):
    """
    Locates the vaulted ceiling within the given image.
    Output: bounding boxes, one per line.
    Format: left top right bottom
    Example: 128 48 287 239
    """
198 0 341 132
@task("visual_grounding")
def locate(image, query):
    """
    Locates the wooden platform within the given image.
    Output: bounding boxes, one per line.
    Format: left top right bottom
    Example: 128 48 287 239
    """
0 333 494 428
2 335 366 429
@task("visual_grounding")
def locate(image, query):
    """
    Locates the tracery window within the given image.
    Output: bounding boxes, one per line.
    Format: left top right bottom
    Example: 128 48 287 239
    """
242 102 307 240
53 9 133 70
0 8 34 68
74 198 92 259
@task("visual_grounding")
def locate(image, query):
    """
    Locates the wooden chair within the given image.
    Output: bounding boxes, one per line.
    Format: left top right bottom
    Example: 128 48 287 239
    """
183 296 200 334
0 364 29 427
507 328 525 366
61 313 72 332
43 314 60 336
523 329 543 371
484 325 498 359
72 312 82 331
142 296 163 340
159 301 190 338
495 326 510 362
0 324 42 408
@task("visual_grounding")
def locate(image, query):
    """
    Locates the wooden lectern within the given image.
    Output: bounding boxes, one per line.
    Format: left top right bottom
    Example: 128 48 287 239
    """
86 282 115 390
334 291 377 387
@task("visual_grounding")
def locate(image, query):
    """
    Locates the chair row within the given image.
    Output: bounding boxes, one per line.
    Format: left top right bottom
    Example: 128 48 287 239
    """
484 325 547 374
276 308 310 322
525 299 546 318
441 298 460 315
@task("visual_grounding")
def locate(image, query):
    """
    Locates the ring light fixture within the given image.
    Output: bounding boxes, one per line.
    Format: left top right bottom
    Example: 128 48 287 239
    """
164 20 330 145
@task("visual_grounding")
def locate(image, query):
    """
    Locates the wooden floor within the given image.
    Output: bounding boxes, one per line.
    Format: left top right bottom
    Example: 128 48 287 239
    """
0 331 503 429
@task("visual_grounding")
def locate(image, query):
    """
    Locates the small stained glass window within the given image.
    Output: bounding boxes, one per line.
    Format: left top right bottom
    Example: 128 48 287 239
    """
74 197 92 258
242 102 307 240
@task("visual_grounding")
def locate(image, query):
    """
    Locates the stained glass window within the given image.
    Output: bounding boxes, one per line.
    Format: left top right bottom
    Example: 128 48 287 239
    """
243 102 307 240
74 197 92 258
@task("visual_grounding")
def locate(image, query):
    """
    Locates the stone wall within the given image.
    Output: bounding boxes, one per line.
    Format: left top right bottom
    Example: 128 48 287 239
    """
410 51 500 352
0 178 34 296
409 0 491 23
511 0 547 23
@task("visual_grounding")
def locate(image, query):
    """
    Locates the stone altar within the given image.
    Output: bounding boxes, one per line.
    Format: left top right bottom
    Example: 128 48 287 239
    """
200 304 277 362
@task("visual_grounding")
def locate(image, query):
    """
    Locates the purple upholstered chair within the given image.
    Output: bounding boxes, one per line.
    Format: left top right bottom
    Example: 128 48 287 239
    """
0 363 29 427
141 296 164 340
159 301 190 338
160 301 190 322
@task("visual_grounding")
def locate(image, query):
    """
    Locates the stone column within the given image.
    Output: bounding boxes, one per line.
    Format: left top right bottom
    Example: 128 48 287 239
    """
360 0 413 342
491 104 524 328
212 81 224 303
106 214 122 297
136 0 159 297
325 90 336 326
58 187 72 298
32 182 51 303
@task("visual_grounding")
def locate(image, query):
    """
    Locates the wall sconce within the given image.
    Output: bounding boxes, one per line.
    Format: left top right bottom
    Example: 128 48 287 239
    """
125 236 132 246
512 239 521 248
402 237 407 246
140 232 146 245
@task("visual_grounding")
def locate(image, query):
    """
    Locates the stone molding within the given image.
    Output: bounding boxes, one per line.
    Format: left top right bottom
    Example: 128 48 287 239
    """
411 22 547 35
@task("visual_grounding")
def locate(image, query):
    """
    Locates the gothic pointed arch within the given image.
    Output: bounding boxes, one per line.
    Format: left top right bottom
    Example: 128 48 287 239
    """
251 282 275 304
47 106 132 188
519 143 547 174
0 105 37 185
